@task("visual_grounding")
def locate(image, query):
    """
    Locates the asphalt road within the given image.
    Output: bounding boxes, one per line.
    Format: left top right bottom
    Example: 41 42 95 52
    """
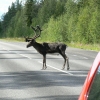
0 41 98 100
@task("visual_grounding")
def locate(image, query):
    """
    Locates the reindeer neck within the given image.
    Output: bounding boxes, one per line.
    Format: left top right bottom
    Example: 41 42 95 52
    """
32 41 42 50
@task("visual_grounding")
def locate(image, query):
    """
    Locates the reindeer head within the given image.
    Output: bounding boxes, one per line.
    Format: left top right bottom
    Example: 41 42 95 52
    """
27 39 35 48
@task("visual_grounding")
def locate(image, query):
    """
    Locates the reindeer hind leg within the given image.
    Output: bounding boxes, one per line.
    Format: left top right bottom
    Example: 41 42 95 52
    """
66 55 69 70
60 51 69 70
59 51 66 70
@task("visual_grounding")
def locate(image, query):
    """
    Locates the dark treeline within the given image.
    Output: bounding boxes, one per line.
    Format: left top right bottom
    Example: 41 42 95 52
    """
0 0 100 44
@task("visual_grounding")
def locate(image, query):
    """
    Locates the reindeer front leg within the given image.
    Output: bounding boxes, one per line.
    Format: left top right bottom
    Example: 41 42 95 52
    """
42 55 47 70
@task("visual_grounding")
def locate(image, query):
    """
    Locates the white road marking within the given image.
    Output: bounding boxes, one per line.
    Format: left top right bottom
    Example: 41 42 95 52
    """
72 55 77 56
68 71 87 77
72 54 88 60
18 54 32 59
2 48 32 59
83 57 88 59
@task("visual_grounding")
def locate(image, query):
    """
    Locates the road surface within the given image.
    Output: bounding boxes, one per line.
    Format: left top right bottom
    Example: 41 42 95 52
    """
0 41 98 100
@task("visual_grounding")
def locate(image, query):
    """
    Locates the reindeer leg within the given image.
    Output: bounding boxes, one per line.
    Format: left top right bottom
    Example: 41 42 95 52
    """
44 55 47 70
42 55 45 70
60 52 69 70
59 52 66 70
62 56 66 70
64 53 69 70
66 56 69 70
42 55 47 70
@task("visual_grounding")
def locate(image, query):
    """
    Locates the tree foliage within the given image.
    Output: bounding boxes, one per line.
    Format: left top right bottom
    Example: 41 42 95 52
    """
0 0 100 44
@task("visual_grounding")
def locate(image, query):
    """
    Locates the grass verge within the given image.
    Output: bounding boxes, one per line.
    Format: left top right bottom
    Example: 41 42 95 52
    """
67 42 100 52
0 38 100 52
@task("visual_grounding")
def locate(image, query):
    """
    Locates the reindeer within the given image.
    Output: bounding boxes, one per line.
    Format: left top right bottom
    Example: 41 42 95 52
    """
25 25 69 70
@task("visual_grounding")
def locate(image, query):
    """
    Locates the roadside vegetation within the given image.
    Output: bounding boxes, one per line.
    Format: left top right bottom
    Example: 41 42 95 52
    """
0 0 100 51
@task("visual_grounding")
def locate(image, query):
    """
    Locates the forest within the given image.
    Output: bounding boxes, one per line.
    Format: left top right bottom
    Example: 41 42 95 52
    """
0 0 100 44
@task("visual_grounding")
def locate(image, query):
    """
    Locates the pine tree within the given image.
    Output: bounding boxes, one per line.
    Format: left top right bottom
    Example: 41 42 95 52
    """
25 0 34 27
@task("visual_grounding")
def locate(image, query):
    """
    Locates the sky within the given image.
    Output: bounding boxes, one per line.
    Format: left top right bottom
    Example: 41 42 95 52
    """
0 0 17 19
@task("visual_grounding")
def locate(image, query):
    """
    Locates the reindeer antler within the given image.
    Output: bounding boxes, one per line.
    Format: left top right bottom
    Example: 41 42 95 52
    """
31 25 42 40
31 26 36 31
36 25 42 32
31 26 37 36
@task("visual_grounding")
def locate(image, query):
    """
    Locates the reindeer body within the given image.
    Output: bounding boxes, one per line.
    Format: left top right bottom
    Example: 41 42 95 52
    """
27 39 69 70
43 42 66 53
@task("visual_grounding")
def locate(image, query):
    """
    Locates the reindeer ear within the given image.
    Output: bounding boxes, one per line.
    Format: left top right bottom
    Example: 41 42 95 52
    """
31 39 35 42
